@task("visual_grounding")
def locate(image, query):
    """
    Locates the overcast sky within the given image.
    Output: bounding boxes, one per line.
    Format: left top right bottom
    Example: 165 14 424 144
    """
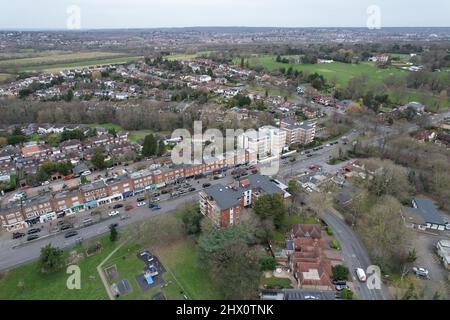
1 0 449 30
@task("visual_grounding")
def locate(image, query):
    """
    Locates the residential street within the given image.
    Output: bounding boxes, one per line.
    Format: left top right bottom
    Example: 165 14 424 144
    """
321 210 391 300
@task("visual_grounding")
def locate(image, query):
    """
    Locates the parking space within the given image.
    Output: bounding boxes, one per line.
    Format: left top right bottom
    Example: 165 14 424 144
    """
135 250 167 292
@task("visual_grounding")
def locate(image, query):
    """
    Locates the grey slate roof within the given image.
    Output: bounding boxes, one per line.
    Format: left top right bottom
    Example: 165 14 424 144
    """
406 198 445 226
203 174 285 210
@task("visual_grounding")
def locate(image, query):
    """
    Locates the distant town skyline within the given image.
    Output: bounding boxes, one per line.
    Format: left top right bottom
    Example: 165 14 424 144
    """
1 0 449 30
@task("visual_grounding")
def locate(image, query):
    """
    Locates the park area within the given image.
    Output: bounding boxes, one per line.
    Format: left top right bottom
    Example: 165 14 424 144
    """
0 213 221 300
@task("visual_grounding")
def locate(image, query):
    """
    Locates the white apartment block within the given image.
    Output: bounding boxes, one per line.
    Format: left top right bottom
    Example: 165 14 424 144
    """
238 126 286 161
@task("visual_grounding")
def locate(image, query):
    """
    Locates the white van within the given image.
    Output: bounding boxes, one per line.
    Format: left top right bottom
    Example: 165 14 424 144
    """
356 268 367 282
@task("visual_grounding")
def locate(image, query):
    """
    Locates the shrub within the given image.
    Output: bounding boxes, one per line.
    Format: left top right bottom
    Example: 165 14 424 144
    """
330 239 341 250
325 226 334 236
332 264 349 281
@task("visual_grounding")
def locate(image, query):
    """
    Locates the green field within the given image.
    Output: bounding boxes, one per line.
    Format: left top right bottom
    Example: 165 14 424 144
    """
0 215 220 300
155 239 223 300
242 55 408 87
0 51 142 73
0 236 114 300
0 73 11 81
86 123 170 142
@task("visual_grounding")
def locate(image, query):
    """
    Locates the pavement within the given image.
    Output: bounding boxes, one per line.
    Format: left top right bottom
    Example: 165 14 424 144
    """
0 175 234 272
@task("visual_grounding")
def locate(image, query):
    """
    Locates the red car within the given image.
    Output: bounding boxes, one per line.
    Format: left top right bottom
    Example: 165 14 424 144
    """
125 204 134 212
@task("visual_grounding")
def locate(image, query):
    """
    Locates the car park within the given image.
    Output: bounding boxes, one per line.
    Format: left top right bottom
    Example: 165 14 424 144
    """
12 232 25 239
139 251 154 262
64 230 78 238
27 228 41 235
109 210 120 217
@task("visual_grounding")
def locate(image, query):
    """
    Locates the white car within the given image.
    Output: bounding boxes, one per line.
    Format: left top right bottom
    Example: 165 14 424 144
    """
137 201 146 207
356 268 367 282
445 223 450 231
109 210 119 217
412 267 430 279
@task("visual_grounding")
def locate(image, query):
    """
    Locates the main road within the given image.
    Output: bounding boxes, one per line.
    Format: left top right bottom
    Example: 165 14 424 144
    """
0 175 234 272
321 210 391 300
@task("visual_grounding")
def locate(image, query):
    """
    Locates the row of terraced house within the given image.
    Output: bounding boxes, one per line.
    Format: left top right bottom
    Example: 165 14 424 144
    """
0 149 257 232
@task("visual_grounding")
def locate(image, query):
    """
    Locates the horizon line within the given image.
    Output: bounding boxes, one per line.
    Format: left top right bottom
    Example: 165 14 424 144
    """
1 26 450 32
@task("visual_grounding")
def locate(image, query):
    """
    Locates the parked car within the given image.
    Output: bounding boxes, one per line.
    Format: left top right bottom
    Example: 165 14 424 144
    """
125 204 134 211
137 198 146 202
27 228 41 235
412 267 430 279
188 187 196 192
109 210 119 217
335 284 349 291
119 214 131 221
137 201 146 207
356 268 367 282
27 234 39 241
202 183 211 188
151 197 160 202
113 204 124 209
139 251 154 262
306 154 313 158
59 223 73 231
332 280 347 286
82 218 93 225
64 230 78 238
12 232 25 239
150 204 161 211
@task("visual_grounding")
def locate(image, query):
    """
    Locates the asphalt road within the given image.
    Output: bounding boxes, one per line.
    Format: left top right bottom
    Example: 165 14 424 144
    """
0 175 234 272
322 210 391 300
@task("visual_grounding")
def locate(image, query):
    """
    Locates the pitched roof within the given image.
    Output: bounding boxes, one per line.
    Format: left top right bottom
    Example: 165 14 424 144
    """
292 224 322 239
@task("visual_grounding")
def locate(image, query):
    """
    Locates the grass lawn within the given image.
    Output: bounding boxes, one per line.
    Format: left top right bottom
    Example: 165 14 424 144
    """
0 73 11 81
244 55 408 87
86 123 170 142
0 236 117 300
261 276 293 289
155 239 223 300
102 241 186 300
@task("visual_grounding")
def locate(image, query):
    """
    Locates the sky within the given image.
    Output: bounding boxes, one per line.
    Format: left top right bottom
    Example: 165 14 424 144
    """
1 0 449 30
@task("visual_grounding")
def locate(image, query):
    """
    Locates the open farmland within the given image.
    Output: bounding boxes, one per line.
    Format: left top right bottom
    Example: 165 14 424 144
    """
0 51 142 73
